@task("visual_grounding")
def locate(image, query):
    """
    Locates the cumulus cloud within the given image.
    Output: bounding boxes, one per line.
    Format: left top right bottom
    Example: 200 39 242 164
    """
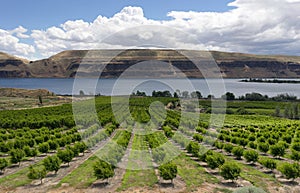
0 27 35 57
2 0 300 59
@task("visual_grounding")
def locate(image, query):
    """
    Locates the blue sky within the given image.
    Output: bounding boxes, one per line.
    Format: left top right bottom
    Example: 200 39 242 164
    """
1 0 300 59
0 0 233 30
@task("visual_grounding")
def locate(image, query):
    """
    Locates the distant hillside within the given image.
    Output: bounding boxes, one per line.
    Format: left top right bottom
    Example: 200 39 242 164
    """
0 88 54 98
1 49 300 78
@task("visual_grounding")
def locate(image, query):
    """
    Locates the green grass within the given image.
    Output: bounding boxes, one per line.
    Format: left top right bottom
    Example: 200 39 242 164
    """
0 160 43 188
118 133 158 191
119 169 158 191
172 153 219 192
57 155 99 188
225 157 280 193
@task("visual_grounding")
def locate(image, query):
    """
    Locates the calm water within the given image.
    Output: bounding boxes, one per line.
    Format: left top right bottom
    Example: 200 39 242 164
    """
0 78 300 98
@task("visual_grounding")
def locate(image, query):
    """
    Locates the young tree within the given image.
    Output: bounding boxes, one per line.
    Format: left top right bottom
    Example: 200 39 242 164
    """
232 146 244 160
0 158 8 173
270 144 285 158
223 143 234 153
258 143 269 154
31 148 38 159
220 162 241 182
258 158 277 171
158 162 178 183
10 149 25 167
23 146 32 157
57 149 74 166
291 150 300 162
291 142 300 152
205 153 225 170
186 141 200 157
93 160 114 183
193 133 203 143
74 142 87 156
277 162 300 181
243 150 259 164
27 165 47 184
38 142 50 155
43 155 61 174
48 140 59 151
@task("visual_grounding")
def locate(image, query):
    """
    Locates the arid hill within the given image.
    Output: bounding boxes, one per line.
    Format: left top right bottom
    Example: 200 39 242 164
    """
1 49 300 78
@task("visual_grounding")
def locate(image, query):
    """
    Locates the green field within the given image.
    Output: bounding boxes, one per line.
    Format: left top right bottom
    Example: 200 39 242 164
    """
0 96 299 192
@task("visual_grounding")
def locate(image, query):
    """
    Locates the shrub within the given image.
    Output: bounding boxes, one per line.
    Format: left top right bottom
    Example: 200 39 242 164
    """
291 150 300 162
0 158 8 172
43 155 61 174
193 134 203 143
270 144 285 158
93 160 114 182
277 162 300 181
232 147 244 159
186 141 200 156
243 150 259 163
158 162 178 183
10 149 25 167
220 162 241 182
205 153 225 170
258 158 277 170
258 143 269 153
223 144 234 153
27 165 47 184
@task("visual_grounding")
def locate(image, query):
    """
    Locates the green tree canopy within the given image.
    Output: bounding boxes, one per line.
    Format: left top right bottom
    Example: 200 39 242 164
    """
158 162 178 183
93 160 114 182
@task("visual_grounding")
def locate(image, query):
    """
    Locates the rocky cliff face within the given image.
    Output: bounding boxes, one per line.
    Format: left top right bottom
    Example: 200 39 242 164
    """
1 50 300 78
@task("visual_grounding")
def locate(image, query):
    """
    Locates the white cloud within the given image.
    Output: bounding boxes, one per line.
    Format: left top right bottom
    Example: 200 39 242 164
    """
0 27 35 58
2 1 300 59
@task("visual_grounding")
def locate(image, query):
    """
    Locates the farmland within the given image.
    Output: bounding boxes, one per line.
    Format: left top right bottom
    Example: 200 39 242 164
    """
0 96 299 193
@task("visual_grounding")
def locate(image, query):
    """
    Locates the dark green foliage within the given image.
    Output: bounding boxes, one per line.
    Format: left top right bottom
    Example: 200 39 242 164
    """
213 141 224 149
0 158 8 172
27 165 47 184
238 138 249 147
158 162 178 183
232 146 244 159
193 133 203 142
186 141 200 156
10 148 25 167
277 162 300 181
48 140 59 151
291 150 300 162
93 160 114 182
23 145 32 157
258 158 277 170
74 142 88 155
220 162 241 182
270 144 285 158
43 155 61 174
291 143 300 152
243 150 259 163
57 149 74 166
222 92 235 100
258 143 269 153
38 142 50 154
162 125 174 138
248 141 257 149
205 153 225 169
223 143 234 153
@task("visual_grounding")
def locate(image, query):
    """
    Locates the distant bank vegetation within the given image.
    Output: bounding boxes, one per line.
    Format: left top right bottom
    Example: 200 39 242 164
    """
241 78 300 84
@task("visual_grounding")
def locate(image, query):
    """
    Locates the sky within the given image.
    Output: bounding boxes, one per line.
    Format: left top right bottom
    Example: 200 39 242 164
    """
1 0 300 60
